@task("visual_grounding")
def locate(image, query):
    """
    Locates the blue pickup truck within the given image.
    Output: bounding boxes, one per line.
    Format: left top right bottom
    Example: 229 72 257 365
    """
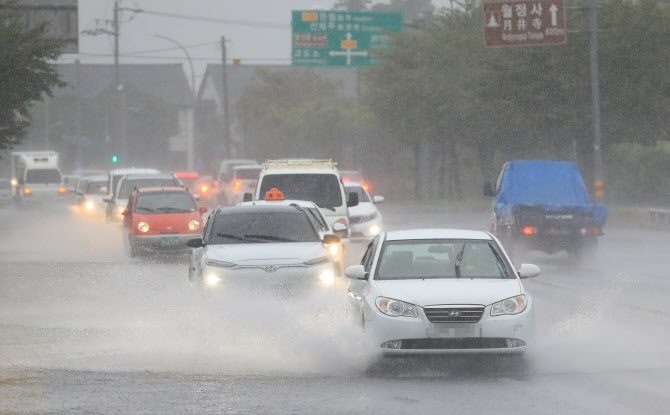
484 160 609 258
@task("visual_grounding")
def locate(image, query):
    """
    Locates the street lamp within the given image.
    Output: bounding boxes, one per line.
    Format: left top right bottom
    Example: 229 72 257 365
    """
152 34 196 171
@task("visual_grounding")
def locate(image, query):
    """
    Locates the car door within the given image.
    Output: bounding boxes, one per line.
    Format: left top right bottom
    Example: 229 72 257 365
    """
348 235 380 324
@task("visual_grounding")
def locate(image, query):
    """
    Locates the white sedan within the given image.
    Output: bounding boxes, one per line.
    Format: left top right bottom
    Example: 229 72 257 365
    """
345 229 539 355
344 182 383 240
188 204 342 294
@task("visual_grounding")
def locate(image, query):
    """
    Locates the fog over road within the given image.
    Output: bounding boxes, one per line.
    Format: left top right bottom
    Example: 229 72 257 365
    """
1 203 668 414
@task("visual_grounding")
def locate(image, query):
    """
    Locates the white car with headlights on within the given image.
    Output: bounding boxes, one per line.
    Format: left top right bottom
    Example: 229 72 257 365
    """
344 182 383 240
345 229 539 356
187 203 342 295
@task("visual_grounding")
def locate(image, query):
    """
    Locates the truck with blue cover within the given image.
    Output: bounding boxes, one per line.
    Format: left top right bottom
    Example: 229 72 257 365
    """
484 160 609 258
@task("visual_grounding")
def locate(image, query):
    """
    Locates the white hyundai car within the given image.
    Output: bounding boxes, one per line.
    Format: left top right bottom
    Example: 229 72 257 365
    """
188 204 342 294
344 182 384 240
345 229 540 355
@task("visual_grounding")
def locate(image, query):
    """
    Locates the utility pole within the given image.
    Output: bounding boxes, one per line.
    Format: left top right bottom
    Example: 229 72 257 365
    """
221 36 232 158
589 0 603 203
75 59 82 169
113 0 120 88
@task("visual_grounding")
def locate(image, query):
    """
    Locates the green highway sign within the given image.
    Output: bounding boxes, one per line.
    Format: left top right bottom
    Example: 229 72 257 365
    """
291 10 403 67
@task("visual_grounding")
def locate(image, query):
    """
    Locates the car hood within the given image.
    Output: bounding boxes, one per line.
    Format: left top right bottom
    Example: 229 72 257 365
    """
348 202 378 217
205 242 327 265
374 278 522 307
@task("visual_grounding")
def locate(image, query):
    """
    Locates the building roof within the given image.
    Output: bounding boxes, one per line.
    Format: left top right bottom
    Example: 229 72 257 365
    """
197 64 358 108
53 63 194 107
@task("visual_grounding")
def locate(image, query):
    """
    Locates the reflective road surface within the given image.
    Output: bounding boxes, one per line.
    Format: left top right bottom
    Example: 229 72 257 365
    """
1 203 668 414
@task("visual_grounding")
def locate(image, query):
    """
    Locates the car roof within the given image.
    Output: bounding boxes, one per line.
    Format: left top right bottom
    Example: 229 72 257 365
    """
137 187 188 193
233 164 262 170
81 175 107 182
217 205 303 215
120 174 175 180
239 199 318 208
110 168 160 175
384 229 493 241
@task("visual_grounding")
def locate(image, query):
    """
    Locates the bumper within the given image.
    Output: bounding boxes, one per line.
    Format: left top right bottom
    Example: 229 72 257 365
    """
367 304 534 355
130 234 197 252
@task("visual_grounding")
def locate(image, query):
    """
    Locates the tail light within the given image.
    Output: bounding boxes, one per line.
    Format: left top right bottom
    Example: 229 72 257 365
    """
522 226 535 235
362 183 370 191
342 178 350 182
234 181 241 191
58 187 66 193
24 188 31 194
582 227 600 236
200 185 208 193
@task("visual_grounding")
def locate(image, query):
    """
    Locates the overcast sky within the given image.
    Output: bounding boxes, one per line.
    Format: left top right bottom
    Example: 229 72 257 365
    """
58 0 451 92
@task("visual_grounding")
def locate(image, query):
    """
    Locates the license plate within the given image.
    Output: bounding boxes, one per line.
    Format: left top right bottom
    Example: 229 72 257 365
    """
161 236 180 246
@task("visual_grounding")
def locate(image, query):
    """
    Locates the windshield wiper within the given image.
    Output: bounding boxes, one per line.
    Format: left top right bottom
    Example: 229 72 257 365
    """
244 234 297 242
321 206 336 212
157 207 192 213
135 207 154 212
216 233 253 242
454 243 466 279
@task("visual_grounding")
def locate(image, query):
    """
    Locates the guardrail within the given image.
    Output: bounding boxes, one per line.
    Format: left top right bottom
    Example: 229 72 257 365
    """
649 208 670 225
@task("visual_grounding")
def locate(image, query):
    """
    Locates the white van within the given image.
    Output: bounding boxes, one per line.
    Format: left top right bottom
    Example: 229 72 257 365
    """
10 151 64 203
253 159 358 240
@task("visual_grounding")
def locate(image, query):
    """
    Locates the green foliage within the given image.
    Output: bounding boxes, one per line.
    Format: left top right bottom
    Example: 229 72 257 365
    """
0 1 65 150
236 69 374 163
605 142 670 205
363 0 670 203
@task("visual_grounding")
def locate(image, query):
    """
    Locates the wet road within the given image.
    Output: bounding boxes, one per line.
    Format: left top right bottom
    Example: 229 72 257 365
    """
1 202 668 414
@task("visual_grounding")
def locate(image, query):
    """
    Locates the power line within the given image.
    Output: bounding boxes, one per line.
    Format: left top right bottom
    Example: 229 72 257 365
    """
124 41 220 56
77 52 291 62
120 7 288 29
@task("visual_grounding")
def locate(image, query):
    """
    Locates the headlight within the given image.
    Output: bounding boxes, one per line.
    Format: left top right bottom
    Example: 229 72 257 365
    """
188 220 200 231
369 224 381 235
205 258 236 268
137 222 150 233
318 270 335 285
206 274 221 286
328 243 341 256
117 206 125 215
491 295 527 316
375 297 418 318
85 201 95 210
303 256 330 266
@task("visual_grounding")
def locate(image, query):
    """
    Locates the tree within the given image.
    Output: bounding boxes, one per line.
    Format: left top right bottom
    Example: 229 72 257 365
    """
371 0 435 24
0 1 65 151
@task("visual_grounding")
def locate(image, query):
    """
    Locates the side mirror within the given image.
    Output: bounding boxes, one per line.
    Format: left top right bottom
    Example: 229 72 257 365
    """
347 192 359 207
483 182 496 197
333 222 347 232
121 208 129 216
199 206 208 214
186 238 205 248
322 234 341 245
518 263 541 279
243 192 253 202
345 265 367 280
373 195 384 204
193 194 201 201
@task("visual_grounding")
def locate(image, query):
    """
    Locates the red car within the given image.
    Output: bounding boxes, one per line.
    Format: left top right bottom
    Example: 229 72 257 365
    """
122 187 207 256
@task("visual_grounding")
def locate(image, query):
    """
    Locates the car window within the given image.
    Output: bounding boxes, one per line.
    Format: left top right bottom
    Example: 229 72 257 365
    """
234 168 262 180
362 236 380 272
117 178 179 199
345 185 371 203
210 212 319 244
305 207 328 231
25 169 61 184
259 174 343 208
375 239 511 280
134 191 196 214
202 213 215 243
85 181 107 194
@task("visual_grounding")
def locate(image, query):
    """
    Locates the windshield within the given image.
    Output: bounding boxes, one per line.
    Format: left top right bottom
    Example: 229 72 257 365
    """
234 167 262 180
345 185 371 203
85 181 107 194
209 212 319 244
25 169 61 184
376 239 511 280
134 192 196 214
118 178 179 199
259 174 343 209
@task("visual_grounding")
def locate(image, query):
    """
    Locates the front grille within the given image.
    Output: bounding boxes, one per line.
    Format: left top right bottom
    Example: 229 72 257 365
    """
423 306 484 323
399 338 514 350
